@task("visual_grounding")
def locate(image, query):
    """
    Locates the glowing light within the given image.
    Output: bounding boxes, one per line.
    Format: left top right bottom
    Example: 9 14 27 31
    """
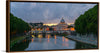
24 31 27 33
48 35 50 39
47 35 50 43
43 23 74 26
54 35 57 44
65 38 68 42
38 34 43 38
68 23 74 25
46 27 49 31
43 23 57 26
54 35 56 39
32 35 35 38
70 27 75 31
31 38 34 42
37 28 41 31
62 36 64 42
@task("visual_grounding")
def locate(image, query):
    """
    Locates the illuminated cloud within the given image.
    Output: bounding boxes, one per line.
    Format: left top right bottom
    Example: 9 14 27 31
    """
10 2 97 24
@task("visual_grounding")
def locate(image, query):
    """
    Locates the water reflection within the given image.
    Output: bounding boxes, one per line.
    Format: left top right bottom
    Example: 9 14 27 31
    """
32 35 35 38
39 38 41 42
62 36 69 47
23 39 26 42
25 34 76 51
38 34 43 38
31 38 34 42
54 35 56 39
65 38 68 42
62 36 64 42
11 38 31 51
54 35 56 44
47 34 50 43
11 34 98 51
55 39 56 44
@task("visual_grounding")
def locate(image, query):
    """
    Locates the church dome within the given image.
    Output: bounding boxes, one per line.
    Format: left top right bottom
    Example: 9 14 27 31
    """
60 18 65 23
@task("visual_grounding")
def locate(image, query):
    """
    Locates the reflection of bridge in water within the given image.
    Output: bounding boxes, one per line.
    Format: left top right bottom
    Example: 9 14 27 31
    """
32 30 71 34
30 30 73 37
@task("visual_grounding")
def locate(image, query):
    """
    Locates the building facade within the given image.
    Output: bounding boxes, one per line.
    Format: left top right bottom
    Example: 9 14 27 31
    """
56 18 68 31
52 18 75 31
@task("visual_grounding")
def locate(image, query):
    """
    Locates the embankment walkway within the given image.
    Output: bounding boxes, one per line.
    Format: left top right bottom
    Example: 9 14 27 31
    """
66 35 98 46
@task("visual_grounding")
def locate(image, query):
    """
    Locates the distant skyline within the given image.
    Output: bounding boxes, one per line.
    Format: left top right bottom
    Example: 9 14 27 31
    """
10 2 97 25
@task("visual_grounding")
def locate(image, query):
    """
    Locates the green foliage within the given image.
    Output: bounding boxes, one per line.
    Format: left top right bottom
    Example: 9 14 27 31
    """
49 27 54 31
67 25 73 28
10 13 31 35
75 5 98 35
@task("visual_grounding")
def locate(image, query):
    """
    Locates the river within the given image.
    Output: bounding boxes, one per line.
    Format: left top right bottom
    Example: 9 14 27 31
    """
10 34 98 51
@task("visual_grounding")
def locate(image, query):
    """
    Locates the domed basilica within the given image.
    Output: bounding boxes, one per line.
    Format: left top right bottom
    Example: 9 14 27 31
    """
56 18 68 31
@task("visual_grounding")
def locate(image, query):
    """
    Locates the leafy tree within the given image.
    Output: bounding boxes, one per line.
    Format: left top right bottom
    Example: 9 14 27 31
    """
10 13 31 36
49 27 54 31
75 5 98 36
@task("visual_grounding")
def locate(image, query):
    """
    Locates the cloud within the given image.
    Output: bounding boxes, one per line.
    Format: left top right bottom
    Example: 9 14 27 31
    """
10 2 97 24
43 9 49 19
30 3 37 9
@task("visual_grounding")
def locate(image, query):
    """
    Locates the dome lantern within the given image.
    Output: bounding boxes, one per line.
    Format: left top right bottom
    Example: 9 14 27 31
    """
60 17 65 23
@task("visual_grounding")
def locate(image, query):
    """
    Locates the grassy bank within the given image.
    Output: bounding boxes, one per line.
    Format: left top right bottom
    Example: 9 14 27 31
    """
10 35 30 48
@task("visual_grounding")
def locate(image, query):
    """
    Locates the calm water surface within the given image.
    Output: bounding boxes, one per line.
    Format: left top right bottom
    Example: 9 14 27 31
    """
10 34 97 51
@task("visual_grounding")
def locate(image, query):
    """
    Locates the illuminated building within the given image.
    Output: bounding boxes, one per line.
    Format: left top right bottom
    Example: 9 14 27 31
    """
56 18 68 31
29 22 43 28
52 17 75 31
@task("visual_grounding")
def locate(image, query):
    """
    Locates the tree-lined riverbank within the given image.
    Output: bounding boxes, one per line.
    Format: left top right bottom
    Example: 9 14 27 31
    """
10 13 31 48
10 13 31 38
10 33 30 48
75 5 98 36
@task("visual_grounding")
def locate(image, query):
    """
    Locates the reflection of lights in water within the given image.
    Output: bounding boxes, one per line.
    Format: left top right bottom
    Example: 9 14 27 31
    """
62 36 64 42
54 35 56 44
37 34 43 42
55 40 56 44
62 36 69 47
31 38 34 42
48 39 49 43
47 34 50 43
54 35 56 39
23 39 26 42
38 34 43 38
48 35 49 43
62 43 64 46
32 35 35 38
25 39 26 42
62 43 69 47
66 44 69 47
65 38 68 42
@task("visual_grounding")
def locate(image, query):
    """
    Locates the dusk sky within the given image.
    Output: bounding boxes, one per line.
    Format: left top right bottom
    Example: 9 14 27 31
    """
10 2 97 25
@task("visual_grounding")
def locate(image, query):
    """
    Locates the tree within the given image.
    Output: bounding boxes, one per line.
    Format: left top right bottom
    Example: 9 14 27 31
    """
10 13 31 36
75 5 98 36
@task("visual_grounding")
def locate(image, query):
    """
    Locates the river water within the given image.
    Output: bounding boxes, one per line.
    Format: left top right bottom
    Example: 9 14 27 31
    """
10 34 98 51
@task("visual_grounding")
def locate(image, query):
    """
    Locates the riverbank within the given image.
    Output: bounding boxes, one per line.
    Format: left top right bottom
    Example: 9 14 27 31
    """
66 35 98 46
10 33 31 48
